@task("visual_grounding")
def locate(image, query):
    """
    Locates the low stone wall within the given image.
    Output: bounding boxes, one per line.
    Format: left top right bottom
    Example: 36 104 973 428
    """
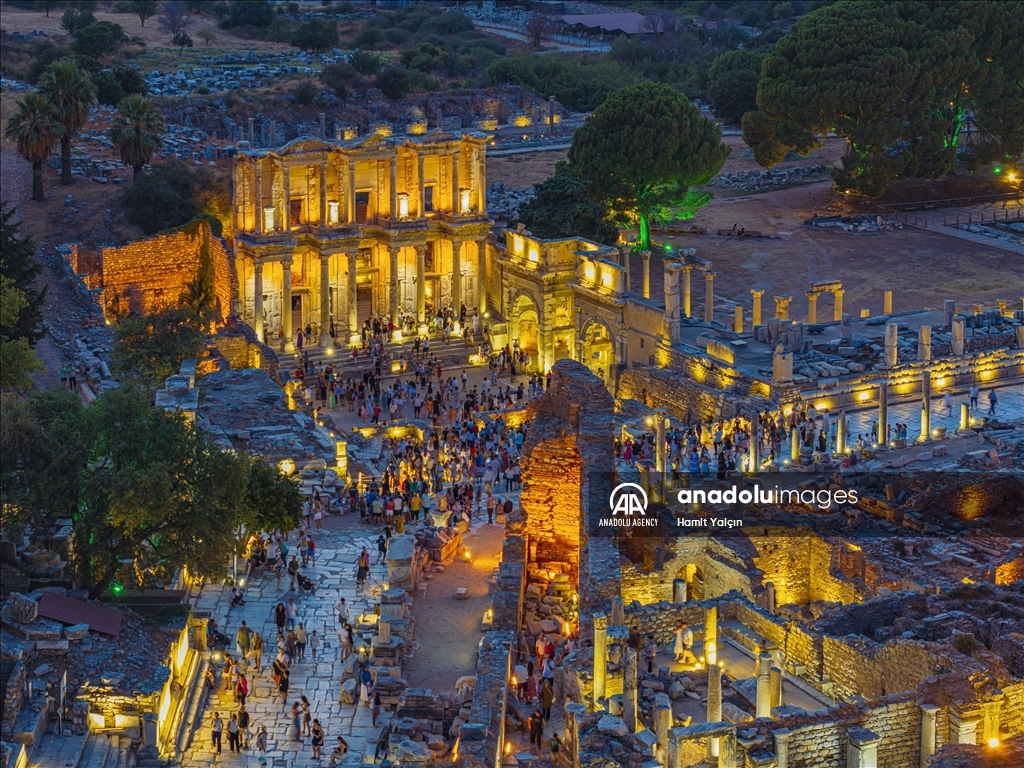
618 364 744 424
214 319 279 378
456 630 513 768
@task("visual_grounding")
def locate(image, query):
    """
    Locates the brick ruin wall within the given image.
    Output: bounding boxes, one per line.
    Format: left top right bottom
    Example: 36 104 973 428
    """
213 319 280 379
457 630 514 768
519 433 582 567
995 554 1024 585
96 223 234 322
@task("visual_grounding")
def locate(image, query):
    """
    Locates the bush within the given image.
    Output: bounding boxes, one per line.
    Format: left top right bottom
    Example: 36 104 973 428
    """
93 70 125 106
349 50 385 76
194 84 210 94
292 79 319 105
73 21 127 60
953 634 977 655
291 19 339 53
353 26 386 50
376 67 409 99
407 69 440 92
320 60 369 98
124 161 229 235
265 16 295 43
486 56 538 89
385 28 410 46
222 0 274 29
25 42 71 84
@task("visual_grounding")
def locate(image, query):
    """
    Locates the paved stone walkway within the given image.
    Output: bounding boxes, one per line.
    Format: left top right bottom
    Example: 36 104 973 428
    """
183 515 387 768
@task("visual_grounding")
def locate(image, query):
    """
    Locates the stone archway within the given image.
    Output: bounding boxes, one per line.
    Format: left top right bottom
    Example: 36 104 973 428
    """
580 318 615 384
509 292 540 369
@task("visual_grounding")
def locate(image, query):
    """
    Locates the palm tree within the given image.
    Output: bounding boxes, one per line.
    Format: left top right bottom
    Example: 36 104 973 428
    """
6 93 64 202
37 58 96 186
109 95 165 182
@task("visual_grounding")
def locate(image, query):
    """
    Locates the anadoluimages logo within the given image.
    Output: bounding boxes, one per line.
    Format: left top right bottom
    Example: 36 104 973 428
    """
609 482 648 516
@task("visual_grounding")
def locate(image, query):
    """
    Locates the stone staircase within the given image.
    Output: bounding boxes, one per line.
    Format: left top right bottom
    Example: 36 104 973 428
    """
78 733 128 768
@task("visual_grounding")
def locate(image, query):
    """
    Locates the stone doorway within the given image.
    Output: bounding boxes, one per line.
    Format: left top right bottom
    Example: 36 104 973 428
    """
582 320 615 381
290 294 303 336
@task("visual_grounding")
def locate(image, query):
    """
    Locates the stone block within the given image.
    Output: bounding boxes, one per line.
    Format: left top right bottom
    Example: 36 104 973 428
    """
340 678 358 704
64 623 89 641
597 715 628 739
8 594 38 624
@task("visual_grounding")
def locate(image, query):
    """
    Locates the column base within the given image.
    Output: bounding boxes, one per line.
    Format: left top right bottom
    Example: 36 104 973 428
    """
283 340 296 354
319 334 334 349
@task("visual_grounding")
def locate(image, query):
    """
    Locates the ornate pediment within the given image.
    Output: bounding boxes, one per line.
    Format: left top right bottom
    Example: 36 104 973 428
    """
277 137 337 155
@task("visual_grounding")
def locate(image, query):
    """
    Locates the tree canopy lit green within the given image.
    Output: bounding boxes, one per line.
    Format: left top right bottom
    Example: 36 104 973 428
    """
567 82 729 250
743 0 1024 196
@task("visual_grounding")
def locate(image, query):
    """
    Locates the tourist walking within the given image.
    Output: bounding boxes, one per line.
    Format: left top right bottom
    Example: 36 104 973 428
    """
528 710 544 746
644 635 658 674
211 712 223 754
356 547 370 587
309 629 320 660
301 695 312 736
251 631 264 674
339 622 353 661
286 599 298 630
227 713 240 753
988 389 998 415
274 603 287 637
238 705 251 749
255 725 268 764
311 719 325 759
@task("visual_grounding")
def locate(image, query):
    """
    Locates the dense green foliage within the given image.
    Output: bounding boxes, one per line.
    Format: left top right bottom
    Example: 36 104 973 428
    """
567 82 729 250
110 306 206 387
220 0 275 29
93 63 148 106
38 57 97 185
291 19 339 53
5 92 63 201
516 165 619 246
0 387 302 597
707 49 762 124
743 0 1024 196
487 55 641 112
0 202 46 345
123 160 229 234
0 277 43 391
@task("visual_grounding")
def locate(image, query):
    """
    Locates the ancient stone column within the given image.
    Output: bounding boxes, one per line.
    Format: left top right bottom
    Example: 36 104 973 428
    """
734 304 744 334
415 245 427 323
919 374 931 443
655 697 672 764
704 271 716 323
655 409 667 477
997 299 1007 316
623 647 638 733
389 156 397 220
593 612 607 709
806 292 818 324
269 119 276 146
682 265 694 318
884 290 893 315
641 250 651 299
983 693 1003 746
918 325 931 361
248 117 254 146
847 728 881 768
884 323 898 368
417 154 425 217
378 618 391 644
920 704 939 767
672 579 687 603
347 160 356 224
549 95 556 138
943 299 956 327
770 665 783 710
790 426 800 462
960 403 970 431
451 240 463 313
834 288 844 321
774 295 792 320
478 239 488 316
766 582 776 613
707 663 723 759
620 247 632 293
952 316 965 355
704 605 718 665
282 165 291 230
254 164 264 234
756 652 772 718
836 410 847 455
477 152 487 214
319 160 328 226
388 246 400 325
532 106 541 140
773 728 792 768
319 112 326 140
878 382 888 445
840 312 852 340
319 253 333 348
347 252 358 337
1016 325 1024 350
451 153 460 214
664 262 682 344
253 260 264 342
751 289 764 327
282 261 295 353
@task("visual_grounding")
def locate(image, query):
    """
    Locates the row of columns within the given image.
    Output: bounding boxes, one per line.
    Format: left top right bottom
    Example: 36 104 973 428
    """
248 238 488 349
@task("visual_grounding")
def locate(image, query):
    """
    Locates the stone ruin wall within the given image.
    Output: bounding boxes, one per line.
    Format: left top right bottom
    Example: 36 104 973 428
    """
995 554 1024 585
94 222 234 322
456 630 514 768
617 364 747 424
617 532 865 609
213 319 280 379
622 299 668 368
518 433 582 567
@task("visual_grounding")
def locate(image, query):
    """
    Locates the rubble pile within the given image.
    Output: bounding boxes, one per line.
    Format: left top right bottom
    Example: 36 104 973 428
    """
576 711 658 768
806 213 903 232
485 181 534 221
953 221 1024 246
710 164 829 192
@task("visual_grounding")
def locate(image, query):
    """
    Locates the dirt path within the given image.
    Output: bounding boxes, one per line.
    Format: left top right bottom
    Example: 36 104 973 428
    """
404 521 505 693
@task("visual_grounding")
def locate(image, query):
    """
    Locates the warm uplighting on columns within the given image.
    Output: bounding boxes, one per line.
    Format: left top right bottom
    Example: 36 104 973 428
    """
327 201 340 225
459 188 471 214
397 192 410 219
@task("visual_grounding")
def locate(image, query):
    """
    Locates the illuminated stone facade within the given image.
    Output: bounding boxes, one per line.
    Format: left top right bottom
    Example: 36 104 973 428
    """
232 131 492 350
